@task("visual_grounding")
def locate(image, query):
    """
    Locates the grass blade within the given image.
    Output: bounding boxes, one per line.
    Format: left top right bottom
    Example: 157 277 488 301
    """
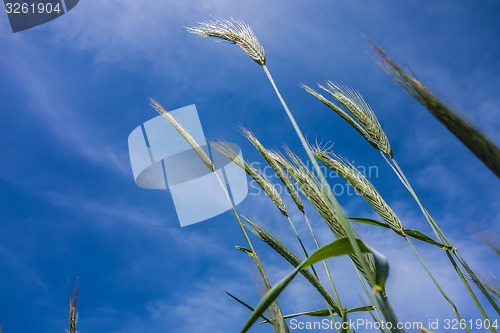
349 217 390 229
240 237 384 333
403 230 454 251
225 291 273 324
349 217 453 250
272 306 374 321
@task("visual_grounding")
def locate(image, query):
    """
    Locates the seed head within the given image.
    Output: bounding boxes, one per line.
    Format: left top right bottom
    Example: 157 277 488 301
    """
187 17 266 66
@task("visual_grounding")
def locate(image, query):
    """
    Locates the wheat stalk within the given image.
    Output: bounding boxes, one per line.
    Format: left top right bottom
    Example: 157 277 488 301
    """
150 101 288 332
188 17 403 331
272 149 377 282
187 19 380 294
365 41 500 318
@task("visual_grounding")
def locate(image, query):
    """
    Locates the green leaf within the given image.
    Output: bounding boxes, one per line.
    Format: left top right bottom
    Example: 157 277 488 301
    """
225 292 272 324
240 237 381 333
350 217 453 251
259 306 375 325
348 305 376 313
404 229 454 251
369 245 389 292
284 305 374 319
235 246 254 256
349 217 390 229
282 309 331 319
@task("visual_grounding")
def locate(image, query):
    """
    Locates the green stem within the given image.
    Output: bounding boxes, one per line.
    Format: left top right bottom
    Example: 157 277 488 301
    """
381 152 500 318
262 64 374 288
286 215 342 333
263 64 403 331
303 214 343 311
302 214 344 332
374 291 401 333
214 172 289 333
405 237 473 333
445 251 495 333
353 260 389 332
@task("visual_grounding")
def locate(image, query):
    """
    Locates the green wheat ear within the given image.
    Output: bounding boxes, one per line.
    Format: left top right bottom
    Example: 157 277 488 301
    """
69 279 79 333
302 82 393 158
240 126 305 214
312 146 404 236
186 17 266 66
213 141 288 217
369 40 500 178
150 99 215 172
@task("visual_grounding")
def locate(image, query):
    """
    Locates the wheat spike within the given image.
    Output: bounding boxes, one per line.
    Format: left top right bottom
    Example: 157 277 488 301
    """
271 150 376 279
214 142 288 217
303 82 393 158
186 17 266 66
241 127 305 214
150 99 214 172
313 146 404 236
370 41 500 177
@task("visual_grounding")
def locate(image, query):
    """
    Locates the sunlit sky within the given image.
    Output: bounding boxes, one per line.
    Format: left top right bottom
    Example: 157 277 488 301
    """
1 1 499 332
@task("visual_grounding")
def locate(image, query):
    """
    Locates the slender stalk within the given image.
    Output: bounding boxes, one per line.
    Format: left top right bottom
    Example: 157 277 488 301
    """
287 214 344 333
354 266 389 333
263 64 403 332
381 152 500 318
374 291 401 333
445 250 495 332
285 216 315 274
262 64 375 289
284 215 342 332
214 172 289 332
304 212 383 331
405 237 474 333
303 214 343 310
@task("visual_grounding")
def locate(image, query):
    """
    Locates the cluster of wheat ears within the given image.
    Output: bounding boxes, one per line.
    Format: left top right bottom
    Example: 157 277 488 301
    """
45 18 483 333
148 17 500 333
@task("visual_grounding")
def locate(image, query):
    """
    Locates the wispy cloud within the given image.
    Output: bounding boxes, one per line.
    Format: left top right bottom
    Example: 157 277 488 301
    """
0 37 130 175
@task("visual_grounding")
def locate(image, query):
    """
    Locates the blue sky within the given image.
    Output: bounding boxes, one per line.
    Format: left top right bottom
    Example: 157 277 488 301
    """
1 1 499 332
